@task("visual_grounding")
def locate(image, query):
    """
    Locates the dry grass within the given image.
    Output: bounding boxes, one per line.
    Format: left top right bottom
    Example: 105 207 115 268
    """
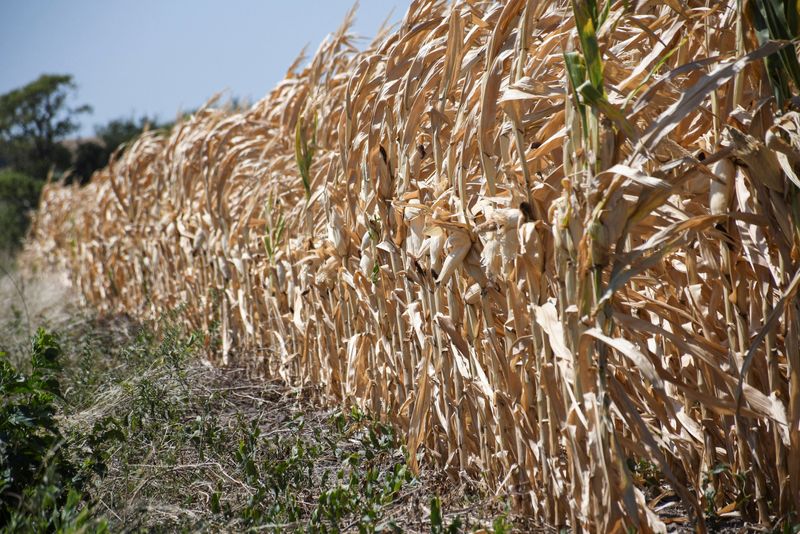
0 266 84 365
25 1 800 531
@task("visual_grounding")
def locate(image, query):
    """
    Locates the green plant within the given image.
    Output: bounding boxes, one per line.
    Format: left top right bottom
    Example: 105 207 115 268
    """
429 496 461 534
262 194 286 263
4 483 107 533
627 457 661 490
491 509 512 534
778 516 800 534
295 114 316 200
264 408 404 531
749 0 800 109
0 328 108 531
701 463 752 519
565 0 635 145
1 330 69 511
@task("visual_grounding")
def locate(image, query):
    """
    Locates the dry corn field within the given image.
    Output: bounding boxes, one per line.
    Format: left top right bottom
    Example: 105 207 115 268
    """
25 0 800 531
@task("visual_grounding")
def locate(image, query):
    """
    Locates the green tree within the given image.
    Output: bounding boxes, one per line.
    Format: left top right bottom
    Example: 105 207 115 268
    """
70 115 157 184
73 140 106 185
0 74 91 180
0 169 42 255
96 115 155 154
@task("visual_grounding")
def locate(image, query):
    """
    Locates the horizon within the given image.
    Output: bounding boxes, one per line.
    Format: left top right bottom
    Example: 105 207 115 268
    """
0 1 400 138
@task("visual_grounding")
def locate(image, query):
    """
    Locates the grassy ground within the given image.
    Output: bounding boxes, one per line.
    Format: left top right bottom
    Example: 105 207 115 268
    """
0 268 545 533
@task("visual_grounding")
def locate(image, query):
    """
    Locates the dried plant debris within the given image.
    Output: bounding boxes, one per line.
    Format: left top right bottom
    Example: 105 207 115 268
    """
25 0 800 531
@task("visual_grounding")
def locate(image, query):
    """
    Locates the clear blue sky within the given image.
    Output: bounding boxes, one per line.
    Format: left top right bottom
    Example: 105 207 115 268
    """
0 1 400 137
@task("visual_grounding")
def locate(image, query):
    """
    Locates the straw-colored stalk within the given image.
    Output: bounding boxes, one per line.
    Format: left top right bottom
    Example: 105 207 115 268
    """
26 1 800 531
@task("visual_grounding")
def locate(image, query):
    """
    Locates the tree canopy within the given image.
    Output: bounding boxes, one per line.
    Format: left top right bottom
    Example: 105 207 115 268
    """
0 74 171 255
96 116 155 154
0 74 91 180
0 169 42 255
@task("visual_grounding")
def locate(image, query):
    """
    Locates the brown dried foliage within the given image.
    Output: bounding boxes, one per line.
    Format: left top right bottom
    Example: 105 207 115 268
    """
27 1 800 531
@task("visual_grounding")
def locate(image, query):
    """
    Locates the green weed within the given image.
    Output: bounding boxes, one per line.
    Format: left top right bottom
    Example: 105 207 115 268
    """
0 328 110 532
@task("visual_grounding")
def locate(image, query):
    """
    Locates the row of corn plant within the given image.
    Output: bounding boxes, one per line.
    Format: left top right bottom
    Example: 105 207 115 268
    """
25 0 800 531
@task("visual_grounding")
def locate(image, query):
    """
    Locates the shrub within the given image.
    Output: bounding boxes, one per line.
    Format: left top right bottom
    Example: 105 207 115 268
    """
0 169 42 255
0 329 107 532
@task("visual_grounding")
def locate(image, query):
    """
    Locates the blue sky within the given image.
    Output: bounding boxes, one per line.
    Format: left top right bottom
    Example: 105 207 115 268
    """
0 1 400 137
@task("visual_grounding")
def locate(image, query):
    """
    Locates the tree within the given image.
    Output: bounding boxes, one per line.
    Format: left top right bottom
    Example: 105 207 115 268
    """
72 141 106 185
0 74 91 180
96 115 155 155
69 115 158 184
0 169 42 255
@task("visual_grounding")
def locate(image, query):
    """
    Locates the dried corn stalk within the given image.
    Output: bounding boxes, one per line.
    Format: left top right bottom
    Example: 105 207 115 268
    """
26 0 800 531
